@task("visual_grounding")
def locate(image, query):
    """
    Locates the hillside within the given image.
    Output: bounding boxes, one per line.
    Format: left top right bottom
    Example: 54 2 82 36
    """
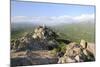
11 25 95 66
11 22 95 43
53 22 95 43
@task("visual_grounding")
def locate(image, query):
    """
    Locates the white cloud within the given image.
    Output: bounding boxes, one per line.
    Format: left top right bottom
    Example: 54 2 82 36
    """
74 14 94 22
11 14 95 25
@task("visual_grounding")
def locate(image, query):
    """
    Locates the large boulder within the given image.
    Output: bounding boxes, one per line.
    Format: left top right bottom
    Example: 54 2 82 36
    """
32 26 45 39
32 25 58 40
80 39 87 49
58 40 95 63
80 40 95 58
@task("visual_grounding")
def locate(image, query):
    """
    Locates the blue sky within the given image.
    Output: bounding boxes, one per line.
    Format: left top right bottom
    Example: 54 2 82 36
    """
11 1 95 17
11 1 95 25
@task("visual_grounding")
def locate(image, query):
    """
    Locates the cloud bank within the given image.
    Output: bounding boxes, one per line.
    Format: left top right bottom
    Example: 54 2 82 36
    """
11 14 95 25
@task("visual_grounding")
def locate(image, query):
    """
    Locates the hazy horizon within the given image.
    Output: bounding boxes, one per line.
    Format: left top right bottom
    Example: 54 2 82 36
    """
11 1 95 25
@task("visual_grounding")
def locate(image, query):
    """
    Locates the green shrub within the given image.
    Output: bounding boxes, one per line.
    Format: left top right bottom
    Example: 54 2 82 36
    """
50 42 66 56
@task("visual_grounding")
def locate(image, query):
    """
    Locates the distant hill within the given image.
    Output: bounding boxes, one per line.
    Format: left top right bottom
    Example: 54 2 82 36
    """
11 22 36 39
53 22 95 43
11 21 95 43
11 22 37 30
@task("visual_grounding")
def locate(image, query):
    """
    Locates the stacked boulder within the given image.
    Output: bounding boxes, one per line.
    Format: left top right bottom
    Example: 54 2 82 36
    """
32 25 58 40
32 26 45 39
58 40 95 63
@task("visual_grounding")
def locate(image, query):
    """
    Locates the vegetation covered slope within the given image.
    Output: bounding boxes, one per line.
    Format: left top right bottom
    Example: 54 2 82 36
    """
11 22 95 43
53 22 95 43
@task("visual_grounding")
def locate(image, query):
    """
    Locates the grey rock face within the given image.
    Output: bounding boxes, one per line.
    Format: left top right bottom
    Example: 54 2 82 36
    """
11 26 59 51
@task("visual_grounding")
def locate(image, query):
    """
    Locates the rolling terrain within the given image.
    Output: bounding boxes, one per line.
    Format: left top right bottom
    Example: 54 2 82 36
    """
11 22 95 66
11 22 95 43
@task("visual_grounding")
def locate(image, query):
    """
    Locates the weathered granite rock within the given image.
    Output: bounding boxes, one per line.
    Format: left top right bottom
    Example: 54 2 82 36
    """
11 26 59 51
57 40 95 63
80 39 87 49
